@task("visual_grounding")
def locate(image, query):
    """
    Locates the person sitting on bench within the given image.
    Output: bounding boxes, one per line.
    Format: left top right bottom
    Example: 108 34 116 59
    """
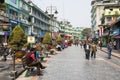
25 48 46 75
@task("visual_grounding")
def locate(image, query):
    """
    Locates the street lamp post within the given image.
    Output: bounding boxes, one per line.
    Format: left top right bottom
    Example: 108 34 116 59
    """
45 5 58 45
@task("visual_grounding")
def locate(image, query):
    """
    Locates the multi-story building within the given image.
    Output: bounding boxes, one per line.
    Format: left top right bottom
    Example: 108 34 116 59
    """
59 20 73 40
18 0 31 35
28 1 50 41
91 0 120 47
75 27 86 39
91 0 104 38
91 0 120 40
101 1 120 47
0 0 32 43
59 20 86 40
52 20 60 39
0 0 20 44
0 1 10 44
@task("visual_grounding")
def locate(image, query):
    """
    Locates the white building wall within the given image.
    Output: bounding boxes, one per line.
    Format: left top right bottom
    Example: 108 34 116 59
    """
96 6 104 30
91 1 104 38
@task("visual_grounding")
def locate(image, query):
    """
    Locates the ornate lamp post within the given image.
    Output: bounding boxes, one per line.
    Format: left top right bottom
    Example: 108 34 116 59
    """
45 5 58 45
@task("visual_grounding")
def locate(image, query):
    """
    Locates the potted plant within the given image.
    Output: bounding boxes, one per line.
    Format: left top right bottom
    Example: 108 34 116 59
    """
8 25 27 71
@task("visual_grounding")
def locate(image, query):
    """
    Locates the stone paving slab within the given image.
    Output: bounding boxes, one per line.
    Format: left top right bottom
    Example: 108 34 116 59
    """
16 46 120 80
16 55 55 80
16 70 40 80
100 47 120 58
39 46 120 80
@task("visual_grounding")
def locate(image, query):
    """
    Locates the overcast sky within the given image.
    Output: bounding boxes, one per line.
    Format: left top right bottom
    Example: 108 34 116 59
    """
31 0 92 28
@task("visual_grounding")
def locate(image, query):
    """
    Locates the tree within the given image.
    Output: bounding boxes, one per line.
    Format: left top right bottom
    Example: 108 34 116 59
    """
8 25 27 50
69 37 74 43
82 28 91 39
56 35 63 43
42 32 52 44
8 25 27 72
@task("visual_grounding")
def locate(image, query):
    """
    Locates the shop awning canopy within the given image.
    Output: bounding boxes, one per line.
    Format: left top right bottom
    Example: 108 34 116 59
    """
40 32 46 38
115 35 120 39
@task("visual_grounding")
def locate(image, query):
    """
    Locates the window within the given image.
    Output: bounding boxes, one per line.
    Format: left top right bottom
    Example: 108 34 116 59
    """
10 9 18 20
11 0 16 4
22 3 26 9
0 0 4 3
106 17 112 22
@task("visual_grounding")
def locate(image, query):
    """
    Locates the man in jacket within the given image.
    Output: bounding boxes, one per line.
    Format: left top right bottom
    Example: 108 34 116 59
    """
26 48 46 75
107 42 113 59
85 42 91 60
91 42 97 58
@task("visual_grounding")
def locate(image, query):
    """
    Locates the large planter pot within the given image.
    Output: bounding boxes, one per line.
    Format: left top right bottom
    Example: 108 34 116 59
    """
15 50 26 58
36 44 41 51
36 46 41 51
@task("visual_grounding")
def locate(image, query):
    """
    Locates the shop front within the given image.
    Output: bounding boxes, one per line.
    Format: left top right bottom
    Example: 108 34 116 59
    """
39 31 46 42
0 9 10 44
113 28 120 50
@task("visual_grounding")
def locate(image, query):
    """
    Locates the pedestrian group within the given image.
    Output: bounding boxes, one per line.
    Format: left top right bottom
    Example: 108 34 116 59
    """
82 40 113 60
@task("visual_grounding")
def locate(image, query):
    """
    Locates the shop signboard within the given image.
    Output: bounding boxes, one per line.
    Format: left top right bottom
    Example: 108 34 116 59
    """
27 36 35 43
113 29 120 36
10 20 18 24
0 32 4 35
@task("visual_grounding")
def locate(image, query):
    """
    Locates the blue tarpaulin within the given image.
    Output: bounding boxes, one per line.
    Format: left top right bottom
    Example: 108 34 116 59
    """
40 32 46 37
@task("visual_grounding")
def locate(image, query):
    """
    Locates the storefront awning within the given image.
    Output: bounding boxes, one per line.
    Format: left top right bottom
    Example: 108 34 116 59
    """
115 35 120 39
102 33 109 37
40 32 45 38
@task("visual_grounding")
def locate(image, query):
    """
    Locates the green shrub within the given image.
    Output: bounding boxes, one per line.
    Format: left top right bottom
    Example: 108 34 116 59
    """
8 25 27 50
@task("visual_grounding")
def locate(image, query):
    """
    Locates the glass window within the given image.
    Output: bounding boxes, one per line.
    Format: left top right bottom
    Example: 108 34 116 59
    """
11 0 16 4
22 3 26 9
106 17 112 21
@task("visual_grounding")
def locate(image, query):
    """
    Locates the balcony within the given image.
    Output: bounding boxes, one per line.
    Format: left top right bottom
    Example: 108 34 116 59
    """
20 7 30 13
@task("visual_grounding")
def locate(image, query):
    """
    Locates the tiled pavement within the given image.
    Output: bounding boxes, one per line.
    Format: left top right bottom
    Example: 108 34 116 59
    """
99 47 120 58
16 48 120 80
16 55 55 80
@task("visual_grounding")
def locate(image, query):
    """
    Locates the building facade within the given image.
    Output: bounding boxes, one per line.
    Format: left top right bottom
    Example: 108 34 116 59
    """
91 0 104 38
91 0 120 49
28 1 50 41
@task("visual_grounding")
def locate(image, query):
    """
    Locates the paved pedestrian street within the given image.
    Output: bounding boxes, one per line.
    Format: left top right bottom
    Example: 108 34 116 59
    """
39 45 120 80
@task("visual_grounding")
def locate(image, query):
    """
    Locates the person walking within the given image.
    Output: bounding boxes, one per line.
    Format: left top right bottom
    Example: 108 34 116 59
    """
85 42 91 60
107 42 113 59
91 42 97 58
113 40 116 50
79 41 82 48
83 41 86 52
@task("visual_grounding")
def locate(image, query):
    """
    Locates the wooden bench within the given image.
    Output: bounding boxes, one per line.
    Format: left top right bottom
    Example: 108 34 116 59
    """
22 56 40 76
39 55 45 62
